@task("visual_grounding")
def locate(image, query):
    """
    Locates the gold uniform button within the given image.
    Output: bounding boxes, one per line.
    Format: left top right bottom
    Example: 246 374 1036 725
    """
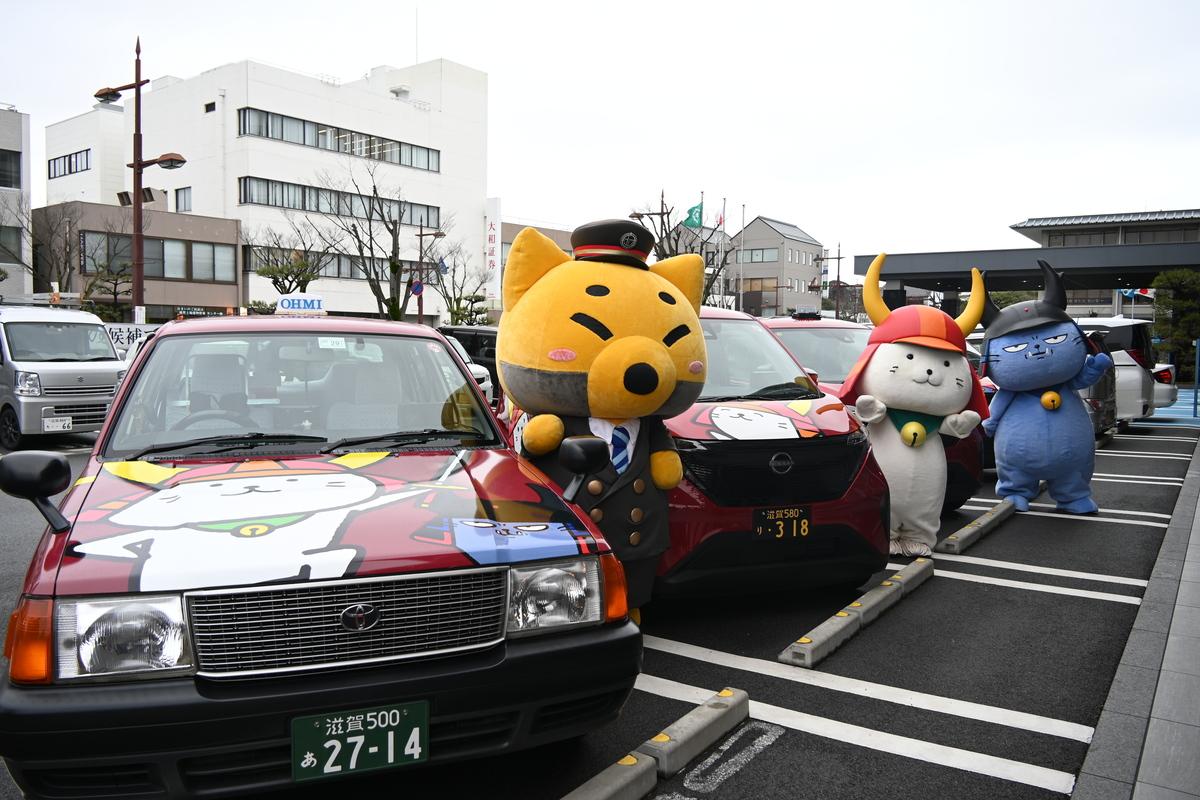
629 531 642 546
633 479 646 494
587 479 604 496
589 508 604 523
630 508 644 523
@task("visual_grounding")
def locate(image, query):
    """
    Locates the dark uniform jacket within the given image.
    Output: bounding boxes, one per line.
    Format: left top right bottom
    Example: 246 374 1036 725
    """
522 416 676 606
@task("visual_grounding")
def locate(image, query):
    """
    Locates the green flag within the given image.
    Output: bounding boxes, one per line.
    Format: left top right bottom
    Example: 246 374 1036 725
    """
684 202 703 229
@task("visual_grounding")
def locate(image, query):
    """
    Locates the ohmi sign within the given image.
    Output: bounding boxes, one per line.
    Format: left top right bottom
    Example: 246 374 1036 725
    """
277 294 327 315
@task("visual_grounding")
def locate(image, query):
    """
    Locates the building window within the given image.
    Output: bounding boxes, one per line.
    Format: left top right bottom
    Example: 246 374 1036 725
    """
1124 226 1200 244
0 226 20 265
237 107 441 172
165 240 187 279
1066 289 1115 305
1046 228 1119 247
175 187 192 213
737 248 779 263
0 149 20 189
237 176 439 227
48 149 91 180
204 102 216 113
79 232 236 283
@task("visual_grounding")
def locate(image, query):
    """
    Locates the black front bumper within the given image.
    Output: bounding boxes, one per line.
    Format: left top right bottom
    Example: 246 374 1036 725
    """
0 621 641 799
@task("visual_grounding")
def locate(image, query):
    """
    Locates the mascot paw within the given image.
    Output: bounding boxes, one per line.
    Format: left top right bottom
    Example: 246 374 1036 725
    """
855 395 888 424
899 539 933 557
650 450 683 490
1088 353 1114 371
888 538 905 556
941 410 982 438
522 414 565 456
981 418 998 437
1004 495 1030 512
1056 497 1099 515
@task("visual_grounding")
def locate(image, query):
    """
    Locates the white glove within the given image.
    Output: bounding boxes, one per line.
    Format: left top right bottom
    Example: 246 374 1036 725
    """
855 395 888 424
940 410 982 439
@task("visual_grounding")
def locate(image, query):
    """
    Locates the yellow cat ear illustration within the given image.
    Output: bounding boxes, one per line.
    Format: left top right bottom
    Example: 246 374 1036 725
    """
104 461 188 486
502 227 572 312
329 452 389 470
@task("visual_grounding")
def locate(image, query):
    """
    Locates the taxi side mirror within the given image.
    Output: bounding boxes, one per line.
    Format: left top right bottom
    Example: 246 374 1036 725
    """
558 436 610 504
0 451 72 533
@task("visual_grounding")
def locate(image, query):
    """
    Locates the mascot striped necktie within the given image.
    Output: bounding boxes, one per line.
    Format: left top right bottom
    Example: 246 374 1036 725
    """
611 425 630 474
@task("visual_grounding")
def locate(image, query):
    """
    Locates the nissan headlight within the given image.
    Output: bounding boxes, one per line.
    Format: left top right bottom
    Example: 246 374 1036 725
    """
506 558 602 637
14 371 41 397
846 427 868 445
55 595 194 681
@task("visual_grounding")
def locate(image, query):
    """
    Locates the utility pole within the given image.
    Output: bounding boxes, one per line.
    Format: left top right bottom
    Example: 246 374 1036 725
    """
815 244 844 318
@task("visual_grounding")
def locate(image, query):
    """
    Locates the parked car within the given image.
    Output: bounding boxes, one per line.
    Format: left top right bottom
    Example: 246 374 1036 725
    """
0 307 128 451
0 314 638 799
444 333 495 402
764 313 983 511
1153 362 1179 410
657 307 890 594
438 325 499 389
1075 317 1156 429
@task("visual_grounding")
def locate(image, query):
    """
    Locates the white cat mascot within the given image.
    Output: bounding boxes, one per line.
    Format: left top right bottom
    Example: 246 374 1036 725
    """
839 255 990 556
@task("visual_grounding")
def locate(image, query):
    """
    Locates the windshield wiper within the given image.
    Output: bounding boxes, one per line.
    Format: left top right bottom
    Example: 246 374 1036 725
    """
741 382 822 400
126 433 329 461
321 427 490 453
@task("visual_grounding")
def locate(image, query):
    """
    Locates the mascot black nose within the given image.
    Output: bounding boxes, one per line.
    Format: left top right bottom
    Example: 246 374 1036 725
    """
624 363 659 395
926 369 933 376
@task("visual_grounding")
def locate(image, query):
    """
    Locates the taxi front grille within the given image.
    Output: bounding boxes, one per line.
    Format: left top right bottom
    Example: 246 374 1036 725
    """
43 384 115 397
186 569 508 676
45 403 110 425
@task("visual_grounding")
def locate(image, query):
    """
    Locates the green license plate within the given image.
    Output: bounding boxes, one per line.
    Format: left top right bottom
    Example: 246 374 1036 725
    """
291 700 429 782
752 506 811 540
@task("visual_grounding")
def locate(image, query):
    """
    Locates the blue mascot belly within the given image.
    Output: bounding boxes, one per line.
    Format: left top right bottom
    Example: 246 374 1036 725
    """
993 391 1095 474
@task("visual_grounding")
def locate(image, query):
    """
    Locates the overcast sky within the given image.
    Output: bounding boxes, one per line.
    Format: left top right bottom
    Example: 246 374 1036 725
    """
5 0 1199 276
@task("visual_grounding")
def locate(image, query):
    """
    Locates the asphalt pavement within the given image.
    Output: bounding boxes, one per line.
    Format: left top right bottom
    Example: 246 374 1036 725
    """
0 421 1190 799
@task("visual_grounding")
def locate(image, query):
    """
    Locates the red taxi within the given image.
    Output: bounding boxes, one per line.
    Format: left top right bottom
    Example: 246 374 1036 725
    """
0 315 637 799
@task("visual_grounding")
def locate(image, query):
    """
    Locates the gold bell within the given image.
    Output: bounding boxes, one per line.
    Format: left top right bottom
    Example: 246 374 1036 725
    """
899 421 927 448
1041 391 1062 411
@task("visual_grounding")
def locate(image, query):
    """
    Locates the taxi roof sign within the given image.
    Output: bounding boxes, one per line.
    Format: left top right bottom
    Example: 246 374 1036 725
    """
276 293 327 316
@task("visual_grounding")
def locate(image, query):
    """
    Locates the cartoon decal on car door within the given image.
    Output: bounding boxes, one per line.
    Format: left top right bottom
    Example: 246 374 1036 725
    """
72 455 428 591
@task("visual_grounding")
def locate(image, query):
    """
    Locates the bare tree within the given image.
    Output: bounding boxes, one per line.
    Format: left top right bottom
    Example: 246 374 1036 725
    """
427 241 494 325
244 215 338 296
0 197 82 292
633 191 736 306
79 226 131 321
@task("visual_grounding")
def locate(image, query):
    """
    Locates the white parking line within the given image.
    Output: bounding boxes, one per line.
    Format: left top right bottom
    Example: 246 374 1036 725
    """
635 673 1077 794
1095 451 1192 461
888 562 1142 605
643 636 1094 742
1132 424 1200 432
929 553 1149 588
968 496 1171 520
958 505 1169 529
1113 434 1198 443
1094 477 1186 487
1093 471 1184 483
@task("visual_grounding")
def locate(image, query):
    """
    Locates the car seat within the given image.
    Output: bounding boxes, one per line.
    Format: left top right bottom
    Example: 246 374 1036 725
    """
188 353 248 415
324 361 403 433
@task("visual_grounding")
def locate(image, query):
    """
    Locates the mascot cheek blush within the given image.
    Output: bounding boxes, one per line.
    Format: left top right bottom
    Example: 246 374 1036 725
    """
980 260 1113 514
839 255 990 557
497 220 706 612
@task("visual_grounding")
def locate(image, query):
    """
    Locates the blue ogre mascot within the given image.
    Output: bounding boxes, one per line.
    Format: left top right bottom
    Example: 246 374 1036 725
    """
980 261 1113 514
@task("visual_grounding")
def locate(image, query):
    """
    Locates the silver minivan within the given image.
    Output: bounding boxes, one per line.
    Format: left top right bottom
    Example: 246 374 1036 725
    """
0 307 127 449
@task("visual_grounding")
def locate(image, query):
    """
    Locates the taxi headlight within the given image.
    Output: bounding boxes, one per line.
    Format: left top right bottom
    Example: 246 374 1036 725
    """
506 558 602 637
14 371 41 397
847 427 868 445
55 595 194 680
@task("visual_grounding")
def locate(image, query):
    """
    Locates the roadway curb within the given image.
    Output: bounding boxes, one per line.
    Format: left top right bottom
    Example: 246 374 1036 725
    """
634 687 750 777
778 558 935 668
560 751 658 800
936 499 1015 554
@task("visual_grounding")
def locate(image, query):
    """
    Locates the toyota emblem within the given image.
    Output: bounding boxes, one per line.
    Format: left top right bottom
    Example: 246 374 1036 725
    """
339 603 381 632
768 452 794 475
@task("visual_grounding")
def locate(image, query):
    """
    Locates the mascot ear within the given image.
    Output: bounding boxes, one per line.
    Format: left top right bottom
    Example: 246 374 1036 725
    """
650 254 704 313
980 270 1001 329
1037 259 1067 310
502 227 571 312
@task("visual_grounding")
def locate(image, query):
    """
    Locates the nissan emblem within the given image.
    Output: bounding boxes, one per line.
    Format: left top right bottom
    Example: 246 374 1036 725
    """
768 452 794 475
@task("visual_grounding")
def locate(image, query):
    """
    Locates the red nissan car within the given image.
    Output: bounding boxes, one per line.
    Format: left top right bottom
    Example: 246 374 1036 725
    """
763 312 984 512
0 315 637 799
655 308 890 594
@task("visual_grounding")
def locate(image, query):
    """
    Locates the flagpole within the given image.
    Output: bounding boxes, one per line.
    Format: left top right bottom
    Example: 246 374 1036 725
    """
719 197 727 308
739 204 746 312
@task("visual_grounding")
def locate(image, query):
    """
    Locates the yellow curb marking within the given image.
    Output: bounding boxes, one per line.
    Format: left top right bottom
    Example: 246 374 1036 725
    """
652 733 671 743
618 755 638 766
798 636 812 644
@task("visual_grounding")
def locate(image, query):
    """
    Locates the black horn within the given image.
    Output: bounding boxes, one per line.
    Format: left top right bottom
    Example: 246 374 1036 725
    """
1037 259 1067 310
980 271 1002 328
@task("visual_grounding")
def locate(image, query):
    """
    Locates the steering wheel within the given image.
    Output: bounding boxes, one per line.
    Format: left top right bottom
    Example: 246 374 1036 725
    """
170 408 259 431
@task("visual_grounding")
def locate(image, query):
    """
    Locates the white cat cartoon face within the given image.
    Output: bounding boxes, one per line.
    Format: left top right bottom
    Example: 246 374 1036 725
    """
110 472 379 527
710 406 799 440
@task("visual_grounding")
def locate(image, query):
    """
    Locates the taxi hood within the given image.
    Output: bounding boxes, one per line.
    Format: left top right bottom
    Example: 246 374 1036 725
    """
665 397 856 441
55 449 603 595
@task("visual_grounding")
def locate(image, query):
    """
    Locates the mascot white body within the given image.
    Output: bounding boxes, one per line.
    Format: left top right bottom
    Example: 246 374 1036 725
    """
840 256 990 556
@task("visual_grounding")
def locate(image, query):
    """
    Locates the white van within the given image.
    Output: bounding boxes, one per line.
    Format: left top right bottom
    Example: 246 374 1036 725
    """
0 307 127 449
1075 317 1156 429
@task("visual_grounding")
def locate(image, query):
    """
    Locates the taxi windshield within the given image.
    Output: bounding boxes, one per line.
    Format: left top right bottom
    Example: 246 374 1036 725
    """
4 322 118 362
699 318 820 401
772 326 871 384
105 331 498 458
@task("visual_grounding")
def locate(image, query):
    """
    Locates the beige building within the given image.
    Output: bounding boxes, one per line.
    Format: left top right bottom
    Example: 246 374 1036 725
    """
31 198 241 322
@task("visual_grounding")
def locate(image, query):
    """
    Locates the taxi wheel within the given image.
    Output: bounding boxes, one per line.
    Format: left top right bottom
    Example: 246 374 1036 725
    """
0 406 24 451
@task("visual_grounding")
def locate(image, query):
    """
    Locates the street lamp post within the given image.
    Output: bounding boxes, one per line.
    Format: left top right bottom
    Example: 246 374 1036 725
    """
95 38 186 317
814 244 844 318
415 223 445 324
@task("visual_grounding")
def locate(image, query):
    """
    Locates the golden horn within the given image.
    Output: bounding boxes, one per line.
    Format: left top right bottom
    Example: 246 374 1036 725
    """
956 268 985 337
862 253 891 326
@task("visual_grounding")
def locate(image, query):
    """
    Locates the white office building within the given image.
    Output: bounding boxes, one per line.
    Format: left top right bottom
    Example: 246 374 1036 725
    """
0 104 33 298
45 59 488 320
